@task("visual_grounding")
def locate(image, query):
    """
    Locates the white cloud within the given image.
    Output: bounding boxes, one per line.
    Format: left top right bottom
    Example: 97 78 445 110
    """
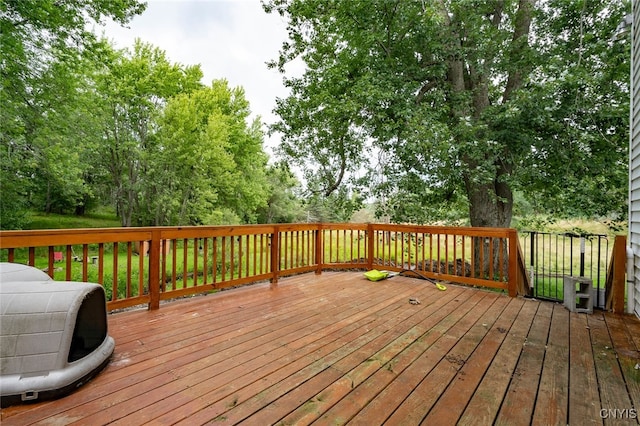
94 0 295 156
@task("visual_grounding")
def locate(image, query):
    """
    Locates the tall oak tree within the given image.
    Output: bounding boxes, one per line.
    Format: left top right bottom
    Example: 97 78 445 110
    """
265 0 629 227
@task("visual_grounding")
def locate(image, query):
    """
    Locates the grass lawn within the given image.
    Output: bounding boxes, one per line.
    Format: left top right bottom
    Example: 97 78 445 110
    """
28 210 121 230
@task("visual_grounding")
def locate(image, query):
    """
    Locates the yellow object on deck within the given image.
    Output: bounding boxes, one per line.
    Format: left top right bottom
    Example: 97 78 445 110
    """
363 269 390 281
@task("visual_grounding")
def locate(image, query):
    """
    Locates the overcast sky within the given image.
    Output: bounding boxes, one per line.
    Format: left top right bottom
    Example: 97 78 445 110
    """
96 0 296 155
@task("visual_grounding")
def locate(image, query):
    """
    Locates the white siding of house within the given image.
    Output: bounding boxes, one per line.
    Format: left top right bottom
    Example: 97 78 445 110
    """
630 2 640 318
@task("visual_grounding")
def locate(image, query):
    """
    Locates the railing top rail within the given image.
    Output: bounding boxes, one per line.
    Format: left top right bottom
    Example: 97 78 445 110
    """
158 225 278 239
0 228 155 248
519 230 610 238
0 224 287 248
0 223 521 249
275 223 324 232
318 223 369 231
371 223 516 237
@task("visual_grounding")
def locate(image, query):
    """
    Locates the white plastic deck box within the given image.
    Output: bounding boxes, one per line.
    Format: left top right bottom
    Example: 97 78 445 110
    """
0 263 115 405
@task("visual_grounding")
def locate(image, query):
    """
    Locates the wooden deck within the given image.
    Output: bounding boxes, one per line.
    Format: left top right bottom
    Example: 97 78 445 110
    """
2 271 640 425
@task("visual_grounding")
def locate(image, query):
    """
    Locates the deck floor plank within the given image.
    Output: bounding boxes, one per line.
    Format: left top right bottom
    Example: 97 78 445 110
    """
304 288 482 425
336 291 486 425
568 312 603 426
383 292 508 425
603 314 640 421
588 311 636 426
2 272 640 426
457 298 541 425
175 281 467 425
532 303 570 426
117 274 428 425
495 300 553 425
342 290 493 425
421 296 526 426
252 286 468 425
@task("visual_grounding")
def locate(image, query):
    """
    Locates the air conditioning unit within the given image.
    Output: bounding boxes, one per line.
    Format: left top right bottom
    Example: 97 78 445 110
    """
0 263 115 406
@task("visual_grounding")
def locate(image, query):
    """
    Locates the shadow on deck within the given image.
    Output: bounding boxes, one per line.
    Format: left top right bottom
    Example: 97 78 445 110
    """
2 271 640 425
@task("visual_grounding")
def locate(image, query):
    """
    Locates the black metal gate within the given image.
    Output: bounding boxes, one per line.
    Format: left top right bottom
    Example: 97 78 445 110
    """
518 231 611 307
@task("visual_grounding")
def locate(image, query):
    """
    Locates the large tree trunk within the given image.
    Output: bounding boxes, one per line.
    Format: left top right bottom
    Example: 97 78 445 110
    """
464 160 513 278
464 161 513 228
444 0 533 230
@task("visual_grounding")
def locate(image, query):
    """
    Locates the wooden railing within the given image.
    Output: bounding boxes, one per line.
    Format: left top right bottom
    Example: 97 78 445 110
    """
0 223 524 311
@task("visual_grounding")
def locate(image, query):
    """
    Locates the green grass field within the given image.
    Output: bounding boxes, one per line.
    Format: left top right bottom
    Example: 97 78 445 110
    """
27 210 121 230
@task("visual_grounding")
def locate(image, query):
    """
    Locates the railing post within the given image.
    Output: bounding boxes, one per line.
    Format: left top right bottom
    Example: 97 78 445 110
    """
515 239 532 297
508 229 518 297
270 226 280 288
367 223 375 271
529 231 536 294
579 236 586 277
315 223 323 275
608 235 627 313
148 229 161 310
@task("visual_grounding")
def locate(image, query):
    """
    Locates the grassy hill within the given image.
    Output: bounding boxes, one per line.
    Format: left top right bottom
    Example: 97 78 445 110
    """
27 210 121 230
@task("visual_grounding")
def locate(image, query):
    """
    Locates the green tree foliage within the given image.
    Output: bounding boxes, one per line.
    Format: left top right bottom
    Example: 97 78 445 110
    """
1 0 146 229
256 161 306 223
519 0 630 219
304 188 364 223
1 0 145 111
155 80 270 225
26 56 107 215
265 0 630 227
94 40 203 226
1 1 279 229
